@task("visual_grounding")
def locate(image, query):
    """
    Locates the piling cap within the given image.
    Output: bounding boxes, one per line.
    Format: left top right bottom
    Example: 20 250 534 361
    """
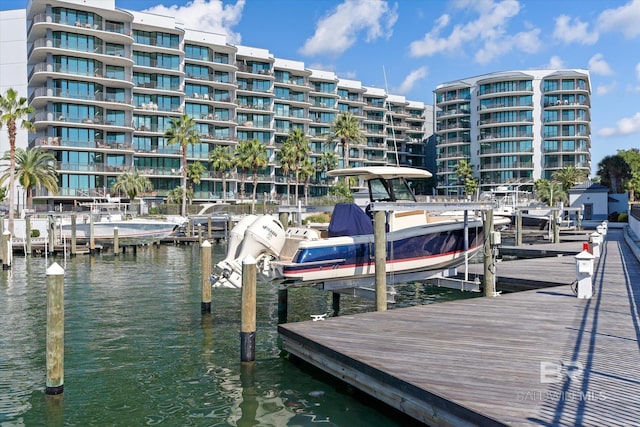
243 255 256 265
201 240 211 247
46 262 65 276
575 250 595 260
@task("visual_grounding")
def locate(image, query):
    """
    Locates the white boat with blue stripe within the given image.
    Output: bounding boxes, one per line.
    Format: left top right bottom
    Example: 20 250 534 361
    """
211 167 485 289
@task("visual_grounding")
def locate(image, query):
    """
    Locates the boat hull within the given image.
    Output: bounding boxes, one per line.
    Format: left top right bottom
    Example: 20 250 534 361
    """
274 220 482 284
61 220 178 245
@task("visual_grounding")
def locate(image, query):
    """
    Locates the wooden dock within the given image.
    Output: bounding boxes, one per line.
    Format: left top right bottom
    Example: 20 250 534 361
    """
278 228 640 426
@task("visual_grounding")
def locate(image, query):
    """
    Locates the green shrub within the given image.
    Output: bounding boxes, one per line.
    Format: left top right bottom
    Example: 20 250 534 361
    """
302 212 331 225
31 229 40 238
618 213 628 222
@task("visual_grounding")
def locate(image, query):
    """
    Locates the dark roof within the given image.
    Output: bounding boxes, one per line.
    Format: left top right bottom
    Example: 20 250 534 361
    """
569 182 609 193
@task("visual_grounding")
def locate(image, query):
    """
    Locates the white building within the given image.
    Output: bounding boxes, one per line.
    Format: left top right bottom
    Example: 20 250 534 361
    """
0 0 431 211
434 70 591 196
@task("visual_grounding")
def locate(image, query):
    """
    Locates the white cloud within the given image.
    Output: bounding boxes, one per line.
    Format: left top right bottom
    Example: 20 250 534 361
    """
595 81 617 96
409 0 541 64
395 66 429 95
299 0 398 57
588 53 614 76
597 0 640 38
143 0 245 44
552 15 598 44
598 112 640 137
546 55 566 69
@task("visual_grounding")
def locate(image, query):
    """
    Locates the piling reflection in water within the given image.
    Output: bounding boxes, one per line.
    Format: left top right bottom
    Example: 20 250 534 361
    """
1 243 476 426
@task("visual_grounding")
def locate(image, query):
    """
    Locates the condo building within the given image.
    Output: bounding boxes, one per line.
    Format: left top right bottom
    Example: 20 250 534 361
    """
0 0 430 211
434 70 591 196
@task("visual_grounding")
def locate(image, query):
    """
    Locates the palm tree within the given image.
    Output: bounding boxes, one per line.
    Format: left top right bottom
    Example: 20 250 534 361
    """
164 114 199 216
187 161 206 202
0 88 35 232
299 157 316 205
277 139 296 204
326 112 364 169
535 179 567 206
1 147 58 211
286 129 311 203
166 186 184 205
597 155 631 193
209 145 234 201
111 172 152 202
235 139 267 213
319 151 338 173
552 166 587 192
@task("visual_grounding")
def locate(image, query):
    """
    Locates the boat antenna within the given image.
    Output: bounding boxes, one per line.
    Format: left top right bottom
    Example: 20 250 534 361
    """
383 66 399 166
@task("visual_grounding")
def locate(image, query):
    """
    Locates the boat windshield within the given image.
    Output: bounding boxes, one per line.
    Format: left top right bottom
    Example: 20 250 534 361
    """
368 177 416 202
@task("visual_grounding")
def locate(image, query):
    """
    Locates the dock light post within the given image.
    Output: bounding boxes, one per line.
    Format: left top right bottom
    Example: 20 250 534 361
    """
575 250 595 299
590 231 601 258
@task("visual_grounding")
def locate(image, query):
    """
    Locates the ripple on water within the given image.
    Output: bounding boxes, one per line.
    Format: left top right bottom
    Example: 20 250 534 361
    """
3 246 458 426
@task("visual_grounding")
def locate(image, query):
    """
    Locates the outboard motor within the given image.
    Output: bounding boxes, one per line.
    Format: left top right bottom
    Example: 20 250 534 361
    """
212 215 286 288
220 215 258 264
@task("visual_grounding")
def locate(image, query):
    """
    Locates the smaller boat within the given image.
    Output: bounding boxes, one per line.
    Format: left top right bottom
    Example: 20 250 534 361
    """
486 186 550 229
60 202 180 245
211 166 486 289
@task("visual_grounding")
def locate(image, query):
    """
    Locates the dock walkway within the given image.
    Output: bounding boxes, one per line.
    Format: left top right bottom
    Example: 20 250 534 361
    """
278 228 640 426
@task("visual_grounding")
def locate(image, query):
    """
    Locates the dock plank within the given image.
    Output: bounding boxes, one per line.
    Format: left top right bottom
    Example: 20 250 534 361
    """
279 229 640 426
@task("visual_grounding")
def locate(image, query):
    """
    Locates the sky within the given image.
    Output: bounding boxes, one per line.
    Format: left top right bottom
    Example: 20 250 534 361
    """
2 0 640 177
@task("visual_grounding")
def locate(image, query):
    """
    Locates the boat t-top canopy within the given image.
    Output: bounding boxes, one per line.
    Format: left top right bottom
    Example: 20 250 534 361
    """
327 166 432 180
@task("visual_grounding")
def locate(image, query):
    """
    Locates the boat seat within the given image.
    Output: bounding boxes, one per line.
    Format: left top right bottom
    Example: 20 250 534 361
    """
389 210 428 231
280 227 319 260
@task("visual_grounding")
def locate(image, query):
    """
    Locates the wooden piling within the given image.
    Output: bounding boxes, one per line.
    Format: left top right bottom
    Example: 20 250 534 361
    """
483 210 495 297
240 256 257 362
71 213 77 256
113 227 119 255
201 240 212 314
186 219 192 238
515 209 522 246
46 262 65 395
25 215 32 256
332 292 340 316
279 212 289 230
48 215 56 254
0 230 6 268
2 230 11 269
207 217 212 239
553 210 560 243
89 212 95 254
278 288 288 324
374 210 387 312
198 224 203 245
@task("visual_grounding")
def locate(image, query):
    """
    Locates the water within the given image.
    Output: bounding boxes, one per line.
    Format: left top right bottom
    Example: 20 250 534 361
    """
1 243 479 426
